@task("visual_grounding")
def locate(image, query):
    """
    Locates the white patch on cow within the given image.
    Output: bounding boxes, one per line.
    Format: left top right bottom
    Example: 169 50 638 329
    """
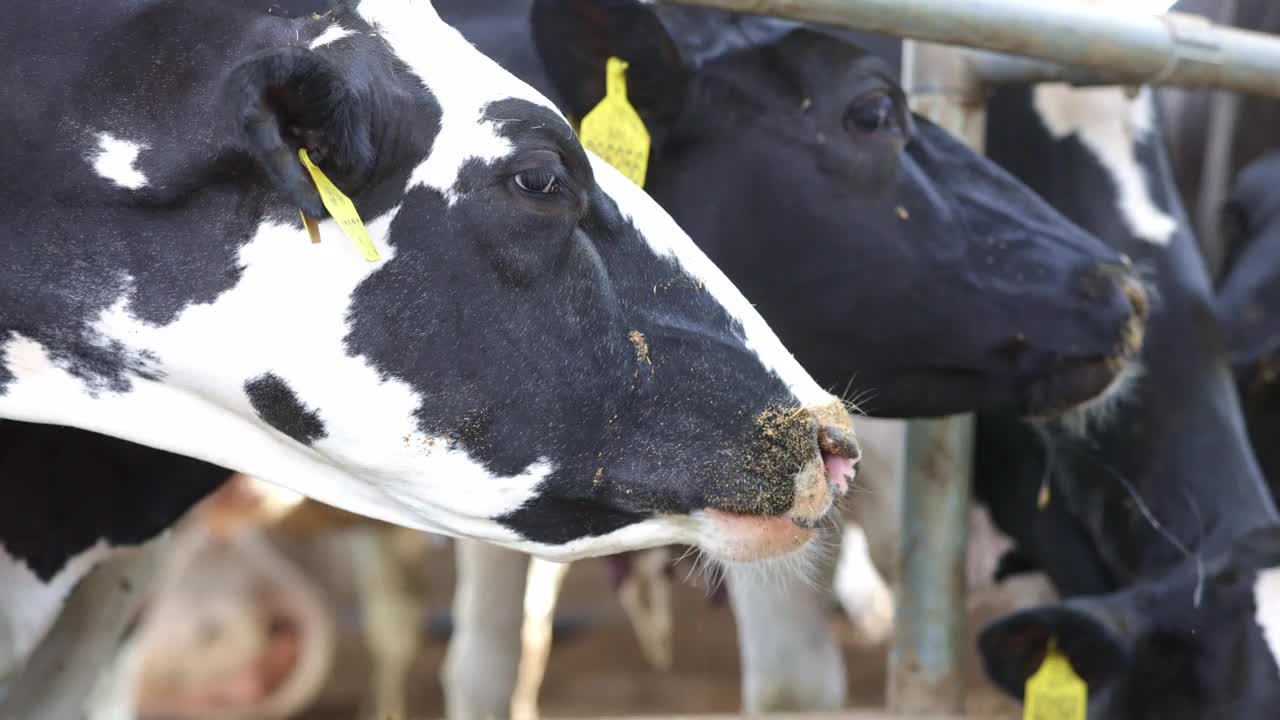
359 0 559 205
308 23 353 49
588 156 833 408
0 542 112 682
1033 85 1177 246
0 209 548 548
1253 566 1280 673
89 133 148 190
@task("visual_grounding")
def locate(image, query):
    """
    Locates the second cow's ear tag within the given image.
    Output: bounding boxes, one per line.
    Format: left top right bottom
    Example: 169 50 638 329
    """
1024 638 1087 720
578 57 650 188
1037 476 1052 509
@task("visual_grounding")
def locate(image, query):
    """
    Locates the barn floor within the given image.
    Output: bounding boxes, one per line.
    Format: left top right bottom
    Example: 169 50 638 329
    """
270 533 1023 720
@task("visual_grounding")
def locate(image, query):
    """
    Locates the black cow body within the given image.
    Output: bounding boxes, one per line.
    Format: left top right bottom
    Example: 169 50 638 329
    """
975 82 1280 719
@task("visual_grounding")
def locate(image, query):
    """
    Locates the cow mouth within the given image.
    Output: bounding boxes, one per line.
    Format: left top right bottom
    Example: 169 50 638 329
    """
1023 353 1129 417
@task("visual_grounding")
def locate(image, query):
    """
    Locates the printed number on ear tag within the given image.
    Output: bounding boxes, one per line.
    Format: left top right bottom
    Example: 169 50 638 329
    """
298 148 381 262
578 57 650 189
1024 639 1087 720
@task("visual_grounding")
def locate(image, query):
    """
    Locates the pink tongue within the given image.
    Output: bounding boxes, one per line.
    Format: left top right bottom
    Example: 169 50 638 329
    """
824 454 855 495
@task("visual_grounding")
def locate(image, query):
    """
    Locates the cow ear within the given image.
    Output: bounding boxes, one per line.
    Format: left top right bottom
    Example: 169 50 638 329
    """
977 603 1131 701
530 0 689 136
219 46 373 219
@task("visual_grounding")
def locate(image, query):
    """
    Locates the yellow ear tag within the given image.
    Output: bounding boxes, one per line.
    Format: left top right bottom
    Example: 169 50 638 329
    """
1024 639 1087 720
297 148 381 262
578 57 650 188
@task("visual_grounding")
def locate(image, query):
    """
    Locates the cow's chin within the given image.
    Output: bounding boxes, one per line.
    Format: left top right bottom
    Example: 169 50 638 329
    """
495 452 851 565
692 509 819 563
497 510 830 566
1035 357 1145 438
702 512 835 589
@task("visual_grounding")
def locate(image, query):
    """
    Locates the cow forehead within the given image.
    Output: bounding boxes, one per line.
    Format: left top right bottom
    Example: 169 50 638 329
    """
358 0 563 123
358 2 570 201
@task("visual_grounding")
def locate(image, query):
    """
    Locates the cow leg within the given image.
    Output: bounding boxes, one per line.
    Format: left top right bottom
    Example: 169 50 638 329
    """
615 547 673 671
510 557 571 720
0 532 171 720
442 539 528 720
727 525 846 714
81 632 148 720
349 526 424 720
81 520 217 720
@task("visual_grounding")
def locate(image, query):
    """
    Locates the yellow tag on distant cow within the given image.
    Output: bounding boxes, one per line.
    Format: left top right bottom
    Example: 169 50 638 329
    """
578 57 650 188
1037 480 1052 510
1024 640 1087 720
298 148 381 262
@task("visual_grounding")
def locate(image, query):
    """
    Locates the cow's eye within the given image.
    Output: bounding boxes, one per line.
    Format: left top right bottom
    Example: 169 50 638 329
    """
514 168 561 195
845 92 901 136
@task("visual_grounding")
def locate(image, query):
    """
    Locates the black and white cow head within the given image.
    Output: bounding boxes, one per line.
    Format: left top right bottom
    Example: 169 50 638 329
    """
0 0 861 563
528 0 1149 419
979 526 1280 720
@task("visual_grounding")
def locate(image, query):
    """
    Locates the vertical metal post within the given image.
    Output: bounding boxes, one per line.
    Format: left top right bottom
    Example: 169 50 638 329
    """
1194 0 1239 279
888 41 983 717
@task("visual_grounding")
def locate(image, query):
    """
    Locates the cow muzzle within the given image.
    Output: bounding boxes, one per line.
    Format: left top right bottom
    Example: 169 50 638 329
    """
696 402 860 562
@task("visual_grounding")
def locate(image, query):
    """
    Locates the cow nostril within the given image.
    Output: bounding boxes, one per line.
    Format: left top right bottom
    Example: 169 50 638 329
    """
818 425 861 465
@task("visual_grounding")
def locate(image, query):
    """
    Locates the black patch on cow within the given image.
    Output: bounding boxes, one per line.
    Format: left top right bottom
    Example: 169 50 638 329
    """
245 373 327 445
0 420 229 582
498 495 653 545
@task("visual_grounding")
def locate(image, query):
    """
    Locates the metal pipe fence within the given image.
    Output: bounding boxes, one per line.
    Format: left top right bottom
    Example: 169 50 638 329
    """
665 0 1280 97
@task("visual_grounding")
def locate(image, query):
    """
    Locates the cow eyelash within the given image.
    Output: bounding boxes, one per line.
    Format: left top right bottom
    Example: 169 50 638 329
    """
514 168 561 195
